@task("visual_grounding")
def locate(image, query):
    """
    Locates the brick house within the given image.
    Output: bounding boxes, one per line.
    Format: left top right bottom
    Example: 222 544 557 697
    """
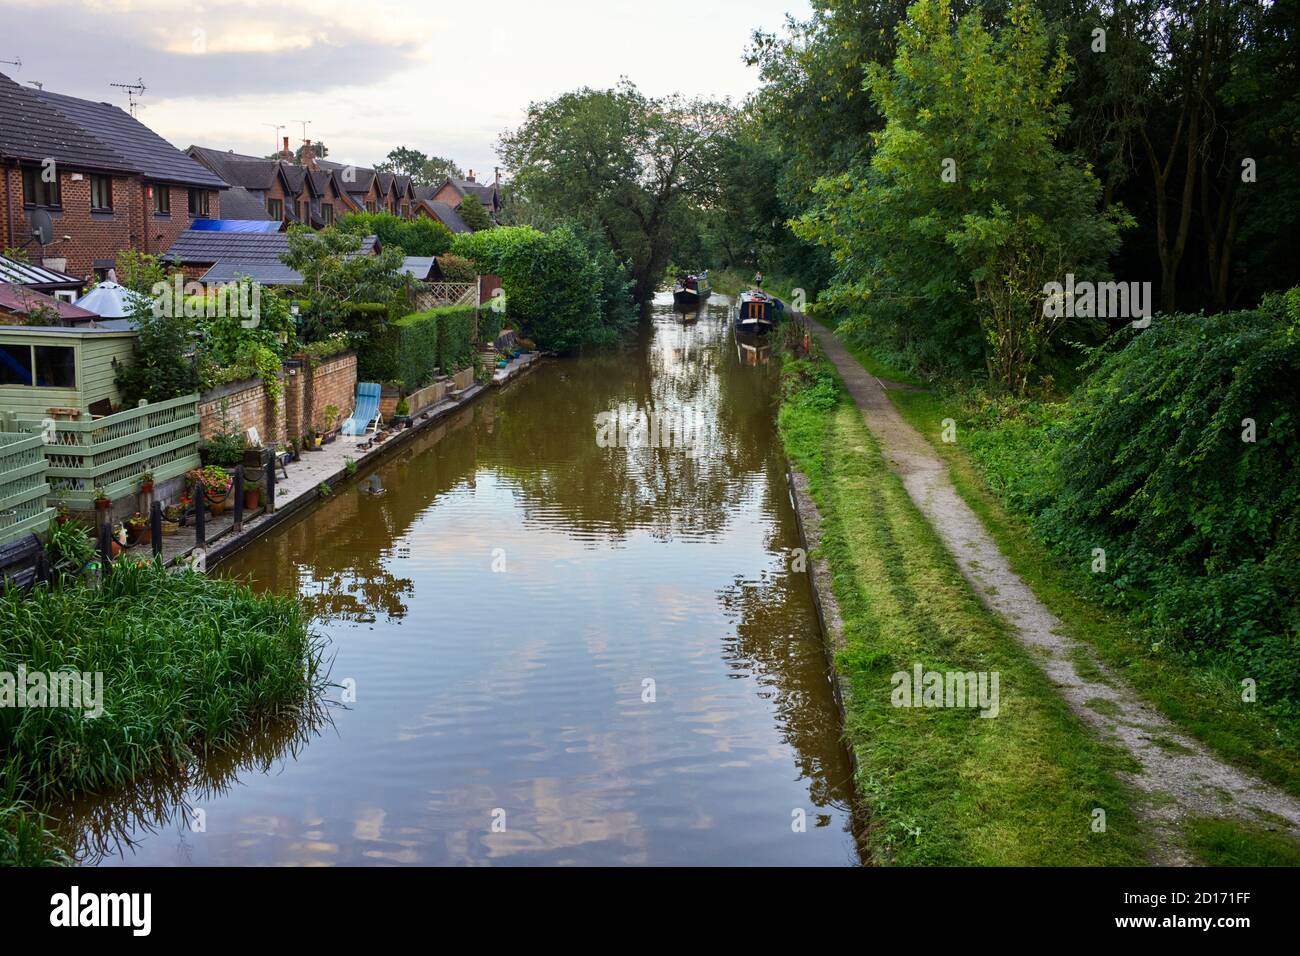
412 191 471 233
431 169 500 222
0 72 226 281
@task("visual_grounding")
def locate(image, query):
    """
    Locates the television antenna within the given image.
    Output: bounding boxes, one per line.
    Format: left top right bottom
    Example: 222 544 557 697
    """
110 78 146 116
264 123 285 154
292 119 311 141
27 81 43 91
0 56 20 70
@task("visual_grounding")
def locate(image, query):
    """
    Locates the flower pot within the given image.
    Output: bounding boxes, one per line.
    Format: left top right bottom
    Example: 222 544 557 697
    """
208 491 228 516
140 481 154 494
314 437 323 448
162 519 180 537
95 498 111 512
127 525 151 547
245 487 261 510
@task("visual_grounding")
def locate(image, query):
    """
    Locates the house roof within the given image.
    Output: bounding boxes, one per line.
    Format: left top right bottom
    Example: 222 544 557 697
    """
399 256 438 280
218 185 277 221
0 254 84 290
444 177 496 206
165 229 291 266
417 199 470 233
32 88 227 189
0 283 97 321
0 73 134 173
201 260 302 286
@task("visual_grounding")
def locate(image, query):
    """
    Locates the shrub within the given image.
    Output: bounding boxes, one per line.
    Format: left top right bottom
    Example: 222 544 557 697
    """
337 211 454 257
1030 292 1300 713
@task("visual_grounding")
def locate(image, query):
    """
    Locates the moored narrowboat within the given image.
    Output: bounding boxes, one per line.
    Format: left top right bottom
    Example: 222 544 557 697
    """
733 289 782 334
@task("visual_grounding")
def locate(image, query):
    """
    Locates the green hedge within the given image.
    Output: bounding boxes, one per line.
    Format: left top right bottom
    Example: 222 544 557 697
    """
376 305 481 392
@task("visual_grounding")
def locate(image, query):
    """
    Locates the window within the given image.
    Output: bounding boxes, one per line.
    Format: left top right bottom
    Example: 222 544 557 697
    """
35 346 76 387
267 198 283 220
188 188 210 218
0 343 74 387
21 166 61 207
90 174 113 211
0 344 33 386
153 184 171 215
296 200 306 222
365 200 376 213
321 203 334 225
401 202 410 218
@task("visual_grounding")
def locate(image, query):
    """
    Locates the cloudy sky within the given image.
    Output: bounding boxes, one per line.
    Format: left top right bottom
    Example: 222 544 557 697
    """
0 0 810 177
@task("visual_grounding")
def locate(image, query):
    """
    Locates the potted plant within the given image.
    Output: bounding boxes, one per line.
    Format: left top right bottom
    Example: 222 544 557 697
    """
139 470 154 494
311 425 324 449
93 486 111 516
392 398 411 429
125 512 150 547
189 465 232 515
321 405 339 444
54 503 72 527
244 476 262 511
162 503 184 536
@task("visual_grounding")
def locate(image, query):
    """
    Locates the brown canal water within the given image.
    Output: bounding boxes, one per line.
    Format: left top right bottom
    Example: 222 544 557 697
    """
67 295 865 866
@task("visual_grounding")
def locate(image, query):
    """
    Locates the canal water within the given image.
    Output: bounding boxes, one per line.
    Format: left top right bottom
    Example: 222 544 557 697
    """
68 296 864 866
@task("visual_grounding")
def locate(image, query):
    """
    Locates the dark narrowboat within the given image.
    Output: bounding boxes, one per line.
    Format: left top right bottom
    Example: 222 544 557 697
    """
672 271 712 306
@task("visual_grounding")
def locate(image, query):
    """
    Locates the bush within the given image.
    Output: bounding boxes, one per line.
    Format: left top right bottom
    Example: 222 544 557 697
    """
376 304 481 392
453 224 633 353
337 211 454 257
1022 292 1300 714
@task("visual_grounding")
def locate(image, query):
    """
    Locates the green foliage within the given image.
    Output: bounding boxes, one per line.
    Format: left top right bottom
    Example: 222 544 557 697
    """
375 147 463 187
435 306 475 374
0 561 323 804
281 225 409 343
115 249 178 295
457 194 491 231
435 254 477 283
44 518 96 583
336 211 453 257
794 0 1125 391
498 80 730 301
372 304 481 390
113 295 199 405
453 224 633 353
959 295 1300 719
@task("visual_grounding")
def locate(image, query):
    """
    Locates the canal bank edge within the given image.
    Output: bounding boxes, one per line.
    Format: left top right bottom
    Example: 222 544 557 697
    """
785 462 858 775
200 353 544 571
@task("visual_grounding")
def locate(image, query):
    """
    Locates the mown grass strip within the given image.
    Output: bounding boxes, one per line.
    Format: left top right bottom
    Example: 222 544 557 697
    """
876 382 1300 798
780 356 1145 865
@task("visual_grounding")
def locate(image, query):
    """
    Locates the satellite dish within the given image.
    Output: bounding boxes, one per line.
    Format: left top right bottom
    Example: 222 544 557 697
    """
30 209 53 245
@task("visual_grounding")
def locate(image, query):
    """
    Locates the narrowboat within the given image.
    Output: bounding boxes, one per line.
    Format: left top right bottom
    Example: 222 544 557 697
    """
672 271 712 306
733 289 782 334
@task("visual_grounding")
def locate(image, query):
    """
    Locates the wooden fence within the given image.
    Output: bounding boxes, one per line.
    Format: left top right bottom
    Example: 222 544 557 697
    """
10 395 202 509
0 431 53 547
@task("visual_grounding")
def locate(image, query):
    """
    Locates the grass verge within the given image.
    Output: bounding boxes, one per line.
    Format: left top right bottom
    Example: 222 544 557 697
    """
778 352 1145 865
1186 818 1300 866
0 558 326 865
875 382 1300 798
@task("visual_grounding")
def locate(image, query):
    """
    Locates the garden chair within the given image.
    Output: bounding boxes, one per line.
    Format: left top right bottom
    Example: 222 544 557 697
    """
340 383 382 438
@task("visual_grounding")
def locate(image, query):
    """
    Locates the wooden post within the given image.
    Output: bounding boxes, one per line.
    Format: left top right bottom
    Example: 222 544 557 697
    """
98 520 112 576
233 465 245 533
194 481 206 548
151 500 163 559
265 457 276 513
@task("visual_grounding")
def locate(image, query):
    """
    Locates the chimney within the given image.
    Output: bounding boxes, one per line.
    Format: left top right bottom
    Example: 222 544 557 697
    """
494 166 500 188
280 135 293 161
467 169 475 182
301 139 318 171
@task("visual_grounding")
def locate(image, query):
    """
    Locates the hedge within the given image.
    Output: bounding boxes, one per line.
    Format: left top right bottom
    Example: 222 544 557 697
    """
375 305 481 392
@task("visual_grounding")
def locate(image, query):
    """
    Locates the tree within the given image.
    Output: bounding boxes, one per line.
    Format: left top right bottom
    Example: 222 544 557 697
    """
377 147 464 187
281 225 408 342
795 0 1126 392
457 194 491 231
114 296 198 405
336 211 454 256
499 81 730 302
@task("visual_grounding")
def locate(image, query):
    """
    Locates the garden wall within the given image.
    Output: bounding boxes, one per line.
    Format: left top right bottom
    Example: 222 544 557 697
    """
199 351 357 449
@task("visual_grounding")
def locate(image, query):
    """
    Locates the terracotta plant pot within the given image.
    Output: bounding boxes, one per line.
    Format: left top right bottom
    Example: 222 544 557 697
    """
127 525 151 547
162 520 180 537
209 495 227 516
245 488 261 510
140 481 154 494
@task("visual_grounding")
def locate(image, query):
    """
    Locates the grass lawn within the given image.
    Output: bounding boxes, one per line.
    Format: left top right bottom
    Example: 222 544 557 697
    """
779 354 1146 864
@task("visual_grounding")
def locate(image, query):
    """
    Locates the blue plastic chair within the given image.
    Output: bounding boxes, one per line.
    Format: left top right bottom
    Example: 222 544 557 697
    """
340 382 382 437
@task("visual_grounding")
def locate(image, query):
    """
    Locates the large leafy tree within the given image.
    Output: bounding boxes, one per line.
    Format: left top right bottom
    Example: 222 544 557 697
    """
376 146 464 187
499 81 730 302
796 0 1126 391
281 226 407 342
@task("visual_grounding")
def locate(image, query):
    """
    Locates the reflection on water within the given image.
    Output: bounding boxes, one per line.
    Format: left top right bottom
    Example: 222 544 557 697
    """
60 295 865 866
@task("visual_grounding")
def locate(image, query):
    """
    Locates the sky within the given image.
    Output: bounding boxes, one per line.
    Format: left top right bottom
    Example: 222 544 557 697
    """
0 0 811 177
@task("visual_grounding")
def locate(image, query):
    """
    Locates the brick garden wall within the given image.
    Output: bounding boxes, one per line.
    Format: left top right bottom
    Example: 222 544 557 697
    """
199 351 357 450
